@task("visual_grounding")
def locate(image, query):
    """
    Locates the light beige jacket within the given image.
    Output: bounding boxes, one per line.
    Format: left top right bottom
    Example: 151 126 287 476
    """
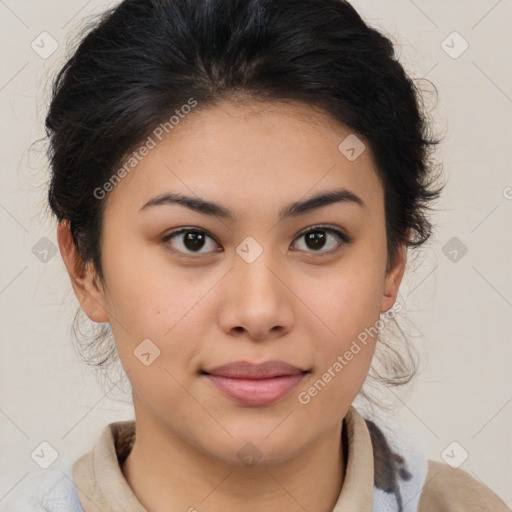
68 406 510 511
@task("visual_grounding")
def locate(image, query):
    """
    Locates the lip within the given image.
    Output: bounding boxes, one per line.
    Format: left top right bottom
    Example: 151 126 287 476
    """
202 360 308 406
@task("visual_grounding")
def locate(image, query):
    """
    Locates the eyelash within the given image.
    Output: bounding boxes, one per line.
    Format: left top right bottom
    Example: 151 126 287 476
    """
161 225 353 259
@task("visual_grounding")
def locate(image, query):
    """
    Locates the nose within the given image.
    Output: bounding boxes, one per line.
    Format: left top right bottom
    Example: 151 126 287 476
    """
218 252 295 341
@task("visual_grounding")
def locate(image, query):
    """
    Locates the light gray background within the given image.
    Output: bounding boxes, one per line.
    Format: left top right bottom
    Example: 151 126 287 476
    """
1 0 511 508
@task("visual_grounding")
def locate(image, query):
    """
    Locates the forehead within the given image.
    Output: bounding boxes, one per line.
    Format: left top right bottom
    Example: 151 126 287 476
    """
103 98 383 218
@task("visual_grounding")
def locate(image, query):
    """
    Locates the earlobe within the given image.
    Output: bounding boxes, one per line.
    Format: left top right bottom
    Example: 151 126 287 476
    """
380 243 407 313
57 221 109 324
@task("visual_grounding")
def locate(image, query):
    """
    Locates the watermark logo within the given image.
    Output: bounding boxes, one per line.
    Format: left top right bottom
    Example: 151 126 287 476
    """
441 441 469 468
442 236 468 263
338 134 366 161
32 237 58 263
31 32 58 59
31 441 59 469
237 442 263 468
134 338 161 366
441 31 469 60
236 236 264 264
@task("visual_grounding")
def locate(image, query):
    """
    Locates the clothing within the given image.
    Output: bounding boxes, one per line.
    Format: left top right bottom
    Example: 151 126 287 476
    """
4 406 510 511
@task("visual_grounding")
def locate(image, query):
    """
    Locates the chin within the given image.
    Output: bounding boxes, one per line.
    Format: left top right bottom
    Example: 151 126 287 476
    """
197 423 310 469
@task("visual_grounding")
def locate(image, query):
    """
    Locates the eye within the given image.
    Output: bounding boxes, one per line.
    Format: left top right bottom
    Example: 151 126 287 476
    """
162 228 220 257
291 225 351 255
162 225 351 258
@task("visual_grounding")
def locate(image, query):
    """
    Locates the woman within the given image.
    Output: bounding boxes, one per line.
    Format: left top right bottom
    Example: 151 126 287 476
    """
6 0 510 510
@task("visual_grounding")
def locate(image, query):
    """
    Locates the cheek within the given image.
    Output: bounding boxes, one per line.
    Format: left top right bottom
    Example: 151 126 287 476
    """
99 247 215 386
100 229 204 333
294 271 381 423
293 246 385 391
105 276 209 371
301 255 385 339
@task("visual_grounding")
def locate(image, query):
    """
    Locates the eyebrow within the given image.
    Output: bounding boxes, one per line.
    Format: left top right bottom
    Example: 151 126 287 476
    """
139 188 365 221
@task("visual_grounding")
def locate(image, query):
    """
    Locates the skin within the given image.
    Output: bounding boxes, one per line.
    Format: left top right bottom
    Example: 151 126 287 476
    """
58 98 406 512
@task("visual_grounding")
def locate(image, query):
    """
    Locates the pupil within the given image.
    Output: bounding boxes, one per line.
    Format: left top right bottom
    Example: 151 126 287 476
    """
184 232 205 251
306 231 326 250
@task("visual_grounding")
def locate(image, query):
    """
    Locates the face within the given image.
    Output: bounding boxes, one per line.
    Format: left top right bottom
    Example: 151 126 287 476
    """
59 98 405 467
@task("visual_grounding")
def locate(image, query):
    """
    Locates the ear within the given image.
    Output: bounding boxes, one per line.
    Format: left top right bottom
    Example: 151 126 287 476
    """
380 243 406 313
57 221 109 323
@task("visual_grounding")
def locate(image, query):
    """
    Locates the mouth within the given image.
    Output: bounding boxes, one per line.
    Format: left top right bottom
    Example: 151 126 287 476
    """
201 360 309 407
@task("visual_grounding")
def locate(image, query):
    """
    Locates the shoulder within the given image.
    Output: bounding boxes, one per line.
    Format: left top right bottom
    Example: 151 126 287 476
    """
361 412 510 512
418 459 511 512
3 466 84 512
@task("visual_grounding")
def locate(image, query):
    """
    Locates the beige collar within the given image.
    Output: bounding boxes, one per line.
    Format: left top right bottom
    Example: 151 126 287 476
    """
72 405 374 511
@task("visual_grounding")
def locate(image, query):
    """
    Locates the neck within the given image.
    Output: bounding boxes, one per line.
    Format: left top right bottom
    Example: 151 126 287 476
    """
121 407 346 512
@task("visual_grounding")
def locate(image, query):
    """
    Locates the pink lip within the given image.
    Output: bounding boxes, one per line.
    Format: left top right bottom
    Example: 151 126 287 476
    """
203 360 308 406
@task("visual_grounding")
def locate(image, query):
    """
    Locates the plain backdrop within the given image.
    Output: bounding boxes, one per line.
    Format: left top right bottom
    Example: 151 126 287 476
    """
1 0 511 508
